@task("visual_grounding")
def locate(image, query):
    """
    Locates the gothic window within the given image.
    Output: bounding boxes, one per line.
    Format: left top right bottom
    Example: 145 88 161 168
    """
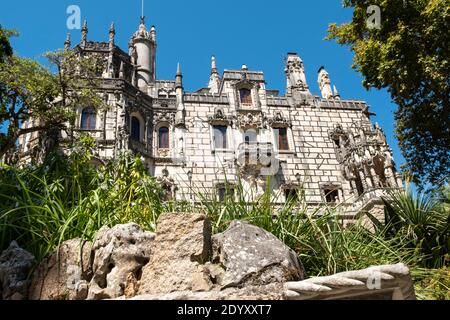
80 107 96 130
213 125 228 149
239 88 252 105
158 127 169 149
130 116 141 141
274 127 289 151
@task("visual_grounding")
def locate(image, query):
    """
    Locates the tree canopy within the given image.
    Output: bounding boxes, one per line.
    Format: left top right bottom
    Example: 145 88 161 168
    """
0 31 105 159
327 0 450 190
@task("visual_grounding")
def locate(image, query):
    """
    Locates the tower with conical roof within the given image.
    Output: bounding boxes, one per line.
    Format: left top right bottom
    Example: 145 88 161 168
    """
130 16 156 88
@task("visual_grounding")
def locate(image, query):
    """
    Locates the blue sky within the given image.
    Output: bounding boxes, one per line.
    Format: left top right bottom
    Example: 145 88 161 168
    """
0 0 405 173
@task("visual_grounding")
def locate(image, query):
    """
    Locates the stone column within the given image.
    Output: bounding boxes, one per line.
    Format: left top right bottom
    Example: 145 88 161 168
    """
385 167 397 188
395 173 403 188
338 189 344 203
363 166 373 189
369 166 380 188
359 170 368 192
349 179 357 195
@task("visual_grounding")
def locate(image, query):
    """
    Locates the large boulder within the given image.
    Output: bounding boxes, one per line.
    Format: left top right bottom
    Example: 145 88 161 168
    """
28 239 92 300
138 213 213 295
0 241 35 300
212 220 305 288
87 223 154 300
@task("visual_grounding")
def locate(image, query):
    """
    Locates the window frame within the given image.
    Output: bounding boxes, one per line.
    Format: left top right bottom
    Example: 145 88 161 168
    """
212 124 228 151
80 107 97 131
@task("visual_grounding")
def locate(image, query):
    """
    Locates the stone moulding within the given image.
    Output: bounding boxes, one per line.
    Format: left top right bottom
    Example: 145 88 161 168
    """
284 263 416 300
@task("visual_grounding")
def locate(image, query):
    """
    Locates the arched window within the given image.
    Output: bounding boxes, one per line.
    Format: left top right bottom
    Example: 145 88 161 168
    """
80 107 96 130
158 127 169 149
130 116 141 141
239 88 252 105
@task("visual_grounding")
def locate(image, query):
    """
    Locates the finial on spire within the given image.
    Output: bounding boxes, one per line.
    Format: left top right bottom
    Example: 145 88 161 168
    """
175 63 183 89
64 33 71 50
141 0 145 21
109 22 115 48
211 55 217 71
81 19 88 45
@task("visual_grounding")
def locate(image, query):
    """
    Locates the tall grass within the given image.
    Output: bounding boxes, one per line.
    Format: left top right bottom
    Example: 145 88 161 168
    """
0 137 164 260
0 137 448 299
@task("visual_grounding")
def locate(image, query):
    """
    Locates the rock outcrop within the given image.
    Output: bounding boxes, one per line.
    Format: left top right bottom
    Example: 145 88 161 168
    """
138 213 213 295
137 214 305 299
87 223 155 300
212 220 305 288
0 213 416 300
28 239 92 300
0 241 35 300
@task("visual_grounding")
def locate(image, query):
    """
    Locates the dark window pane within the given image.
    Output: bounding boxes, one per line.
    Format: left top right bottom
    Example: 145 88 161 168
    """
213 126 227 149
324 189 339 203
159 127 169 148
81 107 96 130
285 189 298 202
274 128 289 150
131 117 141 141
239 89 252 105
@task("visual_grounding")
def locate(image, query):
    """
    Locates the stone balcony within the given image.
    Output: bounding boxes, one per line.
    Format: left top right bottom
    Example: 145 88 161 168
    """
235 142 275 175
128 138 152 158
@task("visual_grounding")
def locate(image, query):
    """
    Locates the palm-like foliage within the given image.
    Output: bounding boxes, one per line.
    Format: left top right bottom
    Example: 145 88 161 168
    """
367 184 450 268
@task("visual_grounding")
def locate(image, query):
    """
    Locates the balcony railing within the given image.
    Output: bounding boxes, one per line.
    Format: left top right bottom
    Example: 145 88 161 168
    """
128 138 152 157
236 142 274 171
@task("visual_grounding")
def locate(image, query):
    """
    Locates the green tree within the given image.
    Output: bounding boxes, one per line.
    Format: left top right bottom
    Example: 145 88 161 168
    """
327 0 450 190
0 45 105 158
0 26 14 62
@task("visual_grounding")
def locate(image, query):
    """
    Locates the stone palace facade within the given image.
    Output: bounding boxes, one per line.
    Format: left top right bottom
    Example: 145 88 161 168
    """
17 18 403 220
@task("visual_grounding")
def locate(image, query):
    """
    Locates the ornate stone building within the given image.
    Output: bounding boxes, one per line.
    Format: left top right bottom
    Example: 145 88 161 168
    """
17 18 403 220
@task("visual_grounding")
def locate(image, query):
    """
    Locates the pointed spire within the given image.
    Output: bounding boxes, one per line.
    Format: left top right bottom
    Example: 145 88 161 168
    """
333 85 340 99
211 55 218 74
150 25 156 42
64 33 71 50
109 22 115 35
175 63 183 89
81 19 88 46
208 55 220 94
109 22 115 49
119 61 124 79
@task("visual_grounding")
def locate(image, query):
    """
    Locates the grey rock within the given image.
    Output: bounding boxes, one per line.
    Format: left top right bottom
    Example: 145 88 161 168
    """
87 223 155 300
212 220 305 288
138 213 213 295
0 241 35 300
28 239 92 300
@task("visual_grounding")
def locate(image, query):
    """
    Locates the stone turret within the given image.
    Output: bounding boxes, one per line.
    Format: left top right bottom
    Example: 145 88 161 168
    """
130 17 156 88
175 63 185 126
208 56 220 94
81 20 88 47
318 67 334 99
285 53 309 93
